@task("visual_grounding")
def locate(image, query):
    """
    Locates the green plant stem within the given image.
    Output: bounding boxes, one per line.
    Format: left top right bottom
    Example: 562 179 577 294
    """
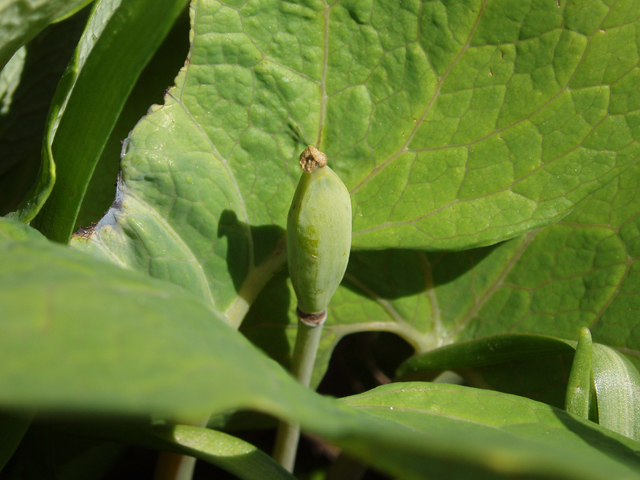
153 416 210 480
153 451 198 480
273 312 326 472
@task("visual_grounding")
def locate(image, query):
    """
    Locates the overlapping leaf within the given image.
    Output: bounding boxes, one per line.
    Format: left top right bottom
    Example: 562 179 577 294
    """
395 334 640 442
72 0 640 338
395 333 577 408
4 220 640 479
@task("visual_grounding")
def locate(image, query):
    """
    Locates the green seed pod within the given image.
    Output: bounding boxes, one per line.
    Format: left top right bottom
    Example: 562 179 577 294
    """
287 146 352 324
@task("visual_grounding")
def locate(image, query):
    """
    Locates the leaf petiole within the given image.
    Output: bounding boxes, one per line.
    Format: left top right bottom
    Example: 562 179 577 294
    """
272 311 326 472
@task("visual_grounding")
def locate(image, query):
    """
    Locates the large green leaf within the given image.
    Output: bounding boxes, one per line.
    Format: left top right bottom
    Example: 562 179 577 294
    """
303 159 640 386
71 0 640 334
21 0 187 230
455 164 640 351
0 218 286 420
5 220 640 479
0 0 92 70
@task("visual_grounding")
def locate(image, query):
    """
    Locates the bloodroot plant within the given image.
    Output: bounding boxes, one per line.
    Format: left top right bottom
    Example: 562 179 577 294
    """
2 1 640 480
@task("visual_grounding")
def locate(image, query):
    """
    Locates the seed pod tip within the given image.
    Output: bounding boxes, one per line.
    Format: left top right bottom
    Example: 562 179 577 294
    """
299 146 327 173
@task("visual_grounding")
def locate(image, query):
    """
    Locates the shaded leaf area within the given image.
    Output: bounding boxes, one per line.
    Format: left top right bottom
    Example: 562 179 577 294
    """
394 333 576 410
86 424 296 480
395 333 640 442
396 333 575 376
26 0 187 231
73 0 640 328
4 422 126 480
242 242 509 387
0 0 91 70
0 10 88 216
8 218 640 479
0 411 31 471
463 351 575 410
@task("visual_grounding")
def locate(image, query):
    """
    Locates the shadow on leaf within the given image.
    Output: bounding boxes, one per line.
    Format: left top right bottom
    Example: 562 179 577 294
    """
552 409 640 470
217 209 286 293
343 243 501 300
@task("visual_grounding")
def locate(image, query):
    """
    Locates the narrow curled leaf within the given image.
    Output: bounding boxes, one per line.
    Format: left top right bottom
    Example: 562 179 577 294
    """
147 425 295 480
25 0 187 233
565 327 592 419
0 12 87 218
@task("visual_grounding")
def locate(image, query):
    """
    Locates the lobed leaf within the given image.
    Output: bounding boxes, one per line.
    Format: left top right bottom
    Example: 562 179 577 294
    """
72 0 640 335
